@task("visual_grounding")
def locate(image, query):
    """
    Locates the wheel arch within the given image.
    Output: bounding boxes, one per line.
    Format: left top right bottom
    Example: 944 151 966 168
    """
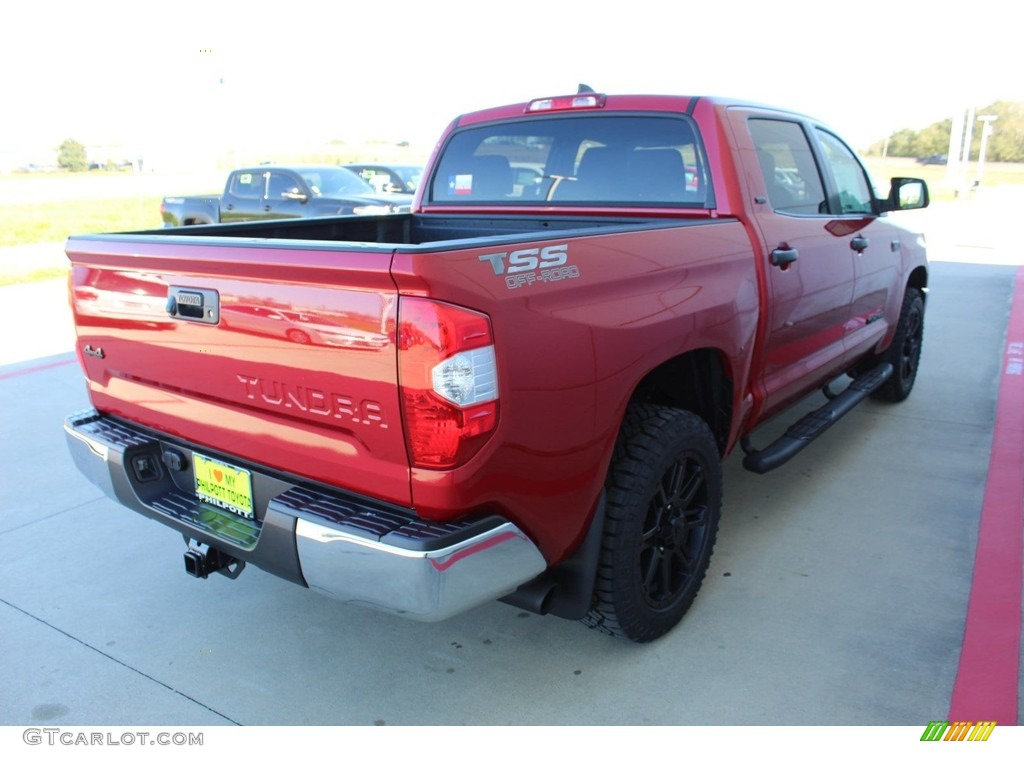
501 348 733 623
908 264 928 294
627 347 734 455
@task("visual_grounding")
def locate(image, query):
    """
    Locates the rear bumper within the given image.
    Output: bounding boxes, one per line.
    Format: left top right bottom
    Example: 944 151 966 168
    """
64 409 546 621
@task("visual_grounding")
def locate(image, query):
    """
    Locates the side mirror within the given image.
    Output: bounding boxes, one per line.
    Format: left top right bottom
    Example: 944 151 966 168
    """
880 177 929 212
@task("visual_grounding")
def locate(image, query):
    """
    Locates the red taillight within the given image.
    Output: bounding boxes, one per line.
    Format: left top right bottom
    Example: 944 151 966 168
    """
398 298 499 469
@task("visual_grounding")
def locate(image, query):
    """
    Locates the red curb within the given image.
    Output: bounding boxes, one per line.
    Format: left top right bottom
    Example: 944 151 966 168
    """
949 266 1024 724
0 356 76 381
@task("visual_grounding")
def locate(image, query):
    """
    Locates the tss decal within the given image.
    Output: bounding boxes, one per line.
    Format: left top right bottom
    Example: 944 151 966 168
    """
478 244 580 289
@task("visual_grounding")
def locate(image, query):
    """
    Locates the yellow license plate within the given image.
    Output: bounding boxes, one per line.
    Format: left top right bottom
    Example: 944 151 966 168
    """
194 453 254 519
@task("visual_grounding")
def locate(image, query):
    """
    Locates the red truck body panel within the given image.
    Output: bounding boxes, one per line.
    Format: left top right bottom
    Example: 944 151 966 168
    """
390 221 758 560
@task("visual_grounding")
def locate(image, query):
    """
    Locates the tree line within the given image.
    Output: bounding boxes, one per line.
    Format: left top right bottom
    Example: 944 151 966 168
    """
866 101 1024 162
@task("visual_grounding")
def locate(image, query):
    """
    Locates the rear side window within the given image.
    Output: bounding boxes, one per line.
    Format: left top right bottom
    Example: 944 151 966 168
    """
429 115 712 207
229 171 264 199
748 119 827 215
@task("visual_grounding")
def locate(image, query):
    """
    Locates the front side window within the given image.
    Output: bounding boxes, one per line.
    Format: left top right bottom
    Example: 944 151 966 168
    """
428 115 712 208
267 172 303 200
299 168 373 197
815 129 875 215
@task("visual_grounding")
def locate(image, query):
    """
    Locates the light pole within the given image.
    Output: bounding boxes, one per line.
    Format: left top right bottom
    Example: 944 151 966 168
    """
947 107 966 192
976 115 998 185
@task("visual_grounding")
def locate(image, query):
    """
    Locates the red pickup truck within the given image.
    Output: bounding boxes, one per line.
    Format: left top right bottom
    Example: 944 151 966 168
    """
64 91 929 642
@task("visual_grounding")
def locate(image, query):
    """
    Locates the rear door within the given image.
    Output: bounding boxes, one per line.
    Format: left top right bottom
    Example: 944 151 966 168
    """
220 170 265 223
735 112 856 414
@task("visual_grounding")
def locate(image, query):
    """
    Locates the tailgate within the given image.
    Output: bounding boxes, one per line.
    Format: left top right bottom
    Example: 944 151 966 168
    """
66 235 410 506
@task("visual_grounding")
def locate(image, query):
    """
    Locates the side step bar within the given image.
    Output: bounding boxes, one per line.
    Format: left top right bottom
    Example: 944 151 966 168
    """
741 363 893 474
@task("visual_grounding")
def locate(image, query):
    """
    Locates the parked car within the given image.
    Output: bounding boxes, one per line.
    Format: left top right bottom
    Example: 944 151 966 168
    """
161 165 412 226
916 154 947 165
222 303 390 348
343 164 423 194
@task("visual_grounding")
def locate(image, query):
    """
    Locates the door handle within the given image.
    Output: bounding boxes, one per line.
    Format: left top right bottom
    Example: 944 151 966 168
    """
225 204 234 210
770 248 798 267
851 235 870 253
264 205 273 212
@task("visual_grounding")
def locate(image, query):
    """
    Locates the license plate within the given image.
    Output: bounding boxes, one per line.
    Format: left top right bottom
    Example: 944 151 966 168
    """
194 453 254 519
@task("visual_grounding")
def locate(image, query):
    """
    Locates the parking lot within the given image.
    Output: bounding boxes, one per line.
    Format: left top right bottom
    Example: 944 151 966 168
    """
1 193 1021 729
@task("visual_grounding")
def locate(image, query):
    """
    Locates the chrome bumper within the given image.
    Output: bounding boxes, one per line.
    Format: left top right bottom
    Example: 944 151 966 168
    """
65 409 547 621
295 518 546 621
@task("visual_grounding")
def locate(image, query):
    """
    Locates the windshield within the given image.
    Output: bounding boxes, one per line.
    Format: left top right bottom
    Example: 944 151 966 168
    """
299 168 375 197
429 115 711 207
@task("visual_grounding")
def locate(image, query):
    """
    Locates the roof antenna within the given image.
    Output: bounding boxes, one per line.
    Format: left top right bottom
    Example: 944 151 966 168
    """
577 83 595 94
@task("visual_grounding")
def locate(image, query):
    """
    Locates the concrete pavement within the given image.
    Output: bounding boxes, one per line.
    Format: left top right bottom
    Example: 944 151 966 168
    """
0 202 1021 726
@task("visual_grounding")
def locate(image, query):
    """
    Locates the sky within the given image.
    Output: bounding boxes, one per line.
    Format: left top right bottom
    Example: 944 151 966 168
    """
3 0 1021 165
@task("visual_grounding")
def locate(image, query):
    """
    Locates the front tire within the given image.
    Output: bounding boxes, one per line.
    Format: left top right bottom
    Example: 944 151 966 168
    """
582 404 722 642
872 287 924 402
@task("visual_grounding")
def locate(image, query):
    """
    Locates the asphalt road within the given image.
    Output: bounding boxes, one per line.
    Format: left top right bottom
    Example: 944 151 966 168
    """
1 197 1021 729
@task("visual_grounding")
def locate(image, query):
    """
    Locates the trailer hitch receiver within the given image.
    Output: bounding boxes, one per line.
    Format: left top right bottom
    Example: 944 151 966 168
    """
183 540 246 580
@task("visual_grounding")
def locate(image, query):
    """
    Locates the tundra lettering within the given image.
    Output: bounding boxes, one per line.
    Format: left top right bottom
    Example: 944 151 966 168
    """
236 375 388 427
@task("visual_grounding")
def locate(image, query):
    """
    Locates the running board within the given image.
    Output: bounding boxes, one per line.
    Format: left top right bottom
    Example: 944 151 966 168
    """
741 363 893 474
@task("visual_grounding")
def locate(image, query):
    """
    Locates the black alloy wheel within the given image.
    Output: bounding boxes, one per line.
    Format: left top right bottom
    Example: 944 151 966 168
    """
583 404 722 642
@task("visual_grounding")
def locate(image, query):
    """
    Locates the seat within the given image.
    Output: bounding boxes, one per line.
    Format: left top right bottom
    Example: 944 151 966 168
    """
757 151 798 210
468 156 512 199
551 147 628 201
629 149 687 202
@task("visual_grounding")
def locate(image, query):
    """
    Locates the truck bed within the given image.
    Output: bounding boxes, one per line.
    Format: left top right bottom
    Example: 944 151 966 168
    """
112 212 719 252
66 209 750 550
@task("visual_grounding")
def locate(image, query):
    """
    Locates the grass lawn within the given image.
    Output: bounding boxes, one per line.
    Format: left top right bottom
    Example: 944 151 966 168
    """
864 158 1024 202
1 158 1021 286
0 195 163 247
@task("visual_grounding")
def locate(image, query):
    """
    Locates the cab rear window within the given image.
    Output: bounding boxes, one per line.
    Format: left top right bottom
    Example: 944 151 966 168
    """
428 115 712 208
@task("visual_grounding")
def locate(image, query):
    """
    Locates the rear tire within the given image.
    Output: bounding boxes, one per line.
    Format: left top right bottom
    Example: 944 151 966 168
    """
871 287 924 402
582 404 722 642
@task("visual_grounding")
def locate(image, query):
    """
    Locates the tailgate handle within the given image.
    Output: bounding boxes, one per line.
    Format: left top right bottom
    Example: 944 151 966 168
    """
770 248 798 267
167 287 220 324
